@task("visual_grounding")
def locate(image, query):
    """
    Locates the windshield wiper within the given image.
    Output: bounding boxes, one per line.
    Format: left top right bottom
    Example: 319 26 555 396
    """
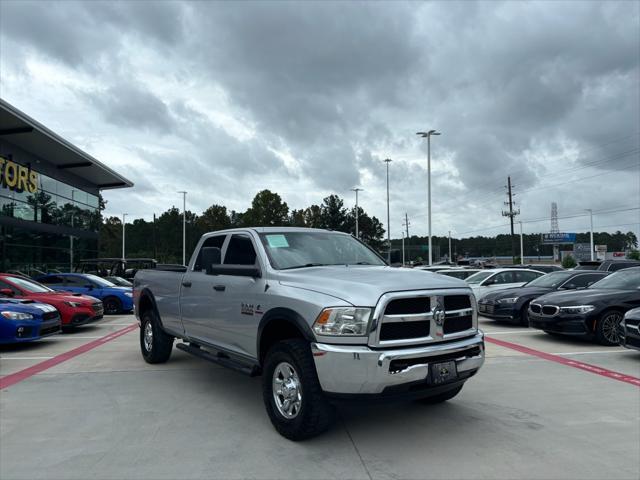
282 263 330 270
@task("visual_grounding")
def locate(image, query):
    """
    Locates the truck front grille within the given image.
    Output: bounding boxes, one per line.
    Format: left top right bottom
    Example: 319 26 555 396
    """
380 321 430 341
371 289 477 347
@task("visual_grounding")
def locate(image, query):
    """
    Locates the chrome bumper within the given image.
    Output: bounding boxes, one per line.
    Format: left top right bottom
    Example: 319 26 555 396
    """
311 332 485 394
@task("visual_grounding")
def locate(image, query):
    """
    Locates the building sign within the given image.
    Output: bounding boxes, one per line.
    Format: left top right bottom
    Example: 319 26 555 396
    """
595 245 607 261
0 156 39 194
542 232 576 245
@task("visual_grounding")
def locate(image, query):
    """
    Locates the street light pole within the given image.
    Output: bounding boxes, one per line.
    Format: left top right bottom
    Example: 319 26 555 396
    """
417 130 441 266
402 231 406 266
351 187 363 239
122 213 128 261
448 230 452 263
384 159 392 264
70 190 76 272
586 209 594 261
178 191 187 266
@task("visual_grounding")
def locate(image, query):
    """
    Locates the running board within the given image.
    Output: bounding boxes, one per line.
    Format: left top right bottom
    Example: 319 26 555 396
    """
176 342 260 376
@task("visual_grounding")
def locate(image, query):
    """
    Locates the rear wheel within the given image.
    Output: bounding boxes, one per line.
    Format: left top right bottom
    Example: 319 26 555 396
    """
262 339 334 440
417 385 463 404
103 296 122 315
595 310 623 346
140 310 173 363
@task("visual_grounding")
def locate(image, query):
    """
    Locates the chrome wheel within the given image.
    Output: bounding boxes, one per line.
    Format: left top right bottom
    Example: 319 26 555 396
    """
143 321 153 352
272 361 302 419
602 312 622 344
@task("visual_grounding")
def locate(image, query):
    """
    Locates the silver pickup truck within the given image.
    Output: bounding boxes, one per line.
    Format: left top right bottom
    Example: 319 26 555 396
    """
134 227 485 440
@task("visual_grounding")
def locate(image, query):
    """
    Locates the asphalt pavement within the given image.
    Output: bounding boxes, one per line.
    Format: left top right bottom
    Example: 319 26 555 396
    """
1 314 638 480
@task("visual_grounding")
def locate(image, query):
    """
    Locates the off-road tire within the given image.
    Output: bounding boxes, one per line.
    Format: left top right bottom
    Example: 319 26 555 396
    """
103 296 122 315
140 310 173 364
417 385 463 404
262 339 335 440
595 310 623 346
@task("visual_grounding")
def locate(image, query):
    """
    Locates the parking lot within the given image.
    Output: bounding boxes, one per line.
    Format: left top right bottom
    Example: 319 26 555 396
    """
1 314 638 480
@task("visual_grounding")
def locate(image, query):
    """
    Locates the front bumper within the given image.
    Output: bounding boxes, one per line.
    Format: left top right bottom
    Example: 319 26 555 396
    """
619 320 640 351
311 332 484 395
478 302 519 322
528 312 594 335
0 318 61 344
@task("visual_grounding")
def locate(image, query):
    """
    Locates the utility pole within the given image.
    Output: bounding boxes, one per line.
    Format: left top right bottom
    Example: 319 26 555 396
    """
178 191 187 266
448 230 452 264
586 209 594 261
351 188 363 239
501 176 520 263
122 213 128 261
384 159 392 264
403 213 410 263
519 221 524 265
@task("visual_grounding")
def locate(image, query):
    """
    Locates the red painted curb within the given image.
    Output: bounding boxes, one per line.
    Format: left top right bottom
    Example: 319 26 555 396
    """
0 323 138 389
485 336 640 387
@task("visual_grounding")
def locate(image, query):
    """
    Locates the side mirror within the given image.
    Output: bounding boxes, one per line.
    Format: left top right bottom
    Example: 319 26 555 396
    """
202 247 222 275
0 288 14 297
564 283 577 290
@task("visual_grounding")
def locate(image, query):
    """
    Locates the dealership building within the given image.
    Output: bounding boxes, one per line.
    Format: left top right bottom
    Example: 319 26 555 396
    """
0 99 132 273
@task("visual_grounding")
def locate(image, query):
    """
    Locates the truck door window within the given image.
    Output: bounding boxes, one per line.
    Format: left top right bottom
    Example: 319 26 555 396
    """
224 235 257 265
193 235 226 271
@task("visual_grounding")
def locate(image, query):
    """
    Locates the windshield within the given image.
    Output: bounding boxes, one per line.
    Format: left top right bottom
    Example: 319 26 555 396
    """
465 271 494 285
525 271 574 288
84 274 116 287
7 276 53 293
258 231 385 270
588 268 640 290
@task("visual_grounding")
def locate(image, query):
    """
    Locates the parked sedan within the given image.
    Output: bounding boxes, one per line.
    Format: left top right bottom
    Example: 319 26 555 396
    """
618 307 640 351
439 268 482 280
478 270 609 325
465 268 545 301
528 267 640 345
104 276 133 287
0 299 61 344
37 273 133 315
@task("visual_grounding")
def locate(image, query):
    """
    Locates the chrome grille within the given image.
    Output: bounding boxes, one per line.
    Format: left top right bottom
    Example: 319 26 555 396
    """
369 289 477 347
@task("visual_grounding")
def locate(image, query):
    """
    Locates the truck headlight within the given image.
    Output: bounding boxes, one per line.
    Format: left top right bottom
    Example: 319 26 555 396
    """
560 305 595 314
313 307 372 336
1 311 34 321
497 297 519 304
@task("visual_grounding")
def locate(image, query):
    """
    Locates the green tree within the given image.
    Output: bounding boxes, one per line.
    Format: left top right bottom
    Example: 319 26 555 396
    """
628 249 640 260
320 194 347 231
197 204 231 233
345 206 385 249
562 255 577 269
289 209 306 227
242 190 289 226
303 205 323 228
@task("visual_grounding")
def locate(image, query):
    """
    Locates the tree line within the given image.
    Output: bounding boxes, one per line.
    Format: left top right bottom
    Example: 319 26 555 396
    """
99 190 385 263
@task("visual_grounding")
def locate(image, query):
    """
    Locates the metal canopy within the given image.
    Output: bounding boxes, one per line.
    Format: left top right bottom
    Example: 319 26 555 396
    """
0 98 133 190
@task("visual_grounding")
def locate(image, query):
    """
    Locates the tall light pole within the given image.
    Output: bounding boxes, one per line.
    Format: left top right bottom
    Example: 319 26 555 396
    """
448 230 452 264
417 129 441 265
519 221 524 265
401 231 406 266
70 190 77 272
351 187 363 239
384 159 392 264
178 191 187 266
122 213 128 261
586 209 594 261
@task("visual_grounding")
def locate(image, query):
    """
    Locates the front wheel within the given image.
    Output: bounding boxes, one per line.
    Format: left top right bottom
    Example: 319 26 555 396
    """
140 311 173 363
103 296 122 315
262 339 334 440
595 310 623 346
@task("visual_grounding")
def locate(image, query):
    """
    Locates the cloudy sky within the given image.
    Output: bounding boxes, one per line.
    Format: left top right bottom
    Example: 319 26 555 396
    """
1 0 638 240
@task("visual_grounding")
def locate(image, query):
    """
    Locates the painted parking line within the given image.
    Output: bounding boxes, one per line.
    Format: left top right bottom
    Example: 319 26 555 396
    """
0 323 138 390
485 336 640 387
0 356 54 360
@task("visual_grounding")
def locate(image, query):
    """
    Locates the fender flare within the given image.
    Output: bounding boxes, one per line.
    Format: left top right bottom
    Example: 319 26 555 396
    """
137 288 162 326
256 307 315 359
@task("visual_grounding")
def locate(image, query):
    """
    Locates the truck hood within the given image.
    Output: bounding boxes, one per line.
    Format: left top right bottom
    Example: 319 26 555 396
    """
276 265 470 306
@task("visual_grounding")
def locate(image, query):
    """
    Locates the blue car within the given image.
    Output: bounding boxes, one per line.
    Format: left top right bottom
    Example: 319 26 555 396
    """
37 273 134 315
0 298 61 344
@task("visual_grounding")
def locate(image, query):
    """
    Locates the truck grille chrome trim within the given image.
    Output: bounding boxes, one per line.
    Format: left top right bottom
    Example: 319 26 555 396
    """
368 289 477 347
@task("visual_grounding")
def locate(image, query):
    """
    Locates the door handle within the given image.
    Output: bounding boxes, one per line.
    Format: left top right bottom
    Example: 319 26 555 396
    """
213 285 226 292
182 281 192 288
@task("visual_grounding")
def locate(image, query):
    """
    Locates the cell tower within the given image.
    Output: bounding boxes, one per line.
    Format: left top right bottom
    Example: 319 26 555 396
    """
550 202 559 233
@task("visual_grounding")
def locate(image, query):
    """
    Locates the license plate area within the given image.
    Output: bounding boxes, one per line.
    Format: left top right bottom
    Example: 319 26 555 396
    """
429 360 458 385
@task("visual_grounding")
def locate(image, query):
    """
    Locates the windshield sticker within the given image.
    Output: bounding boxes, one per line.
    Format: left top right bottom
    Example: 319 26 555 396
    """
266 234 289 248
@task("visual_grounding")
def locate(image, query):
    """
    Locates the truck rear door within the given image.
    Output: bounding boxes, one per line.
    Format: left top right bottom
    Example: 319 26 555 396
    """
179 234 228 343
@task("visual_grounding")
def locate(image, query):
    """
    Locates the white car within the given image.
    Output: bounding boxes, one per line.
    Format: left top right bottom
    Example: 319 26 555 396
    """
465 268 545 301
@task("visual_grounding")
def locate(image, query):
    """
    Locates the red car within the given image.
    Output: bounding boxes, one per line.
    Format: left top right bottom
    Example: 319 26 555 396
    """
0 274 104 330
